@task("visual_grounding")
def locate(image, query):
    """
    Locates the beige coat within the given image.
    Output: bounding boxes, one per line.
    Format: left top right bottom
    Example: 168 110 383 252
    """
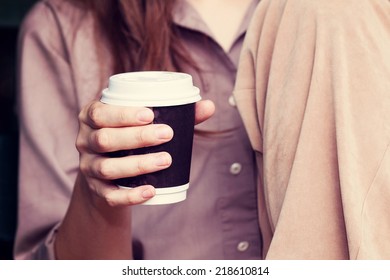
234 0 390 259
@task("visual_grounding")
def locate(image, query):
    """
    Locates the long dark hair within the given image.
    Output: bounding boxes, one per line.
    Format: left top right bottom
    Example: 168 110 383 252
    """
68 0 196 73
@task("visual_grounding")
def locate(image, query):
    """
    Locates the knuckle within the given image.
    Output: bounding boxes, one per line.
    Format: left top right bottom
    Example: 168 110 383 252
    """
136 159 148 174
118 109 130 125
75 132 87 152
94 129 111 151
88 103 104 126
75 136 83 152
135 127 151 147
124 191 138 205
134 129 145 146
79 160 90 175
105 194 118 207
78 104 91 123
96 159 115 179
78 109 85 123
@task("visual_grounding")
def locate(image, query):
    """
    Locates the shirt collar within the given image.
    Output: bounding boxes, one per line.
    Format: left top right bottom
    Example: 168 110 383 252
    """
173 0 260 42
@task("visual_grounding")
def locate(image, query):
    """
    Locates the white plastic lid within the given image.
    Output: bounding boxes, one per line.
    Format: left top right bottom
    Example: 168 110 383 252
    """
101 71 201 107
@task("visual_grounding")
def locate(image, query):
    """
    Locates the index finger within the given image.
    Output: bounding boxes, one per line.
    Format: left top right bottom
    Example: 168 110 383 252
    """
81 101 155 128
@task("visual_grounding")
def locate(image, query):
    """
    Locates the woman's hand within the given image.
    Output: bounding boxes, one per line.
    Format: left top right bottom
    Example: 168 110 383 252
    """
75 99 215 208
55 99 214 259
76 101 173 207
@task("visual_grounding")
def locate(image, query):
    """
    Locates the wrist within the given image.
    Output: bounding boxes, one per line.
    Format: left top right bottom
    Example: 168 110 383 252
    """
55 172 133 259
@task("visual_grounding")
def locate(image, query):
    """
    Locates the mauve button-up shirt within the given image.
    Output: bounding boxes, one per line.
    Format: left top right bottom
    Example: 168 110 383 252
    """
14 0 261 259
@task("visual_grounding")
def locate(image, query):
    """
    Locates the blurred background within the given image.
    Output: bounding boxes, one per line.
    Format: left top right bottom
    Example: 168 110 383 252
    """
0 0 38 260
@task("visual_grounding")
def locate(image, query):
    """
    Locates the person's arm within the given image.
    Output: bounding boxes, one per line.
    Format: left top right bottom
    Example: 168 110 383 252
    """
55 101 215 259
55 101 173 259
15 1 172 259
55 98 215 260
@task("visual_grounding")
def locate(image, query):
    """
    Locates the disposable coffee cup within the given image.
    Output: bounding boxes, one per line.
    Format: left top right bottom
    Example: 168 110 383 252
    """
100 71 201 205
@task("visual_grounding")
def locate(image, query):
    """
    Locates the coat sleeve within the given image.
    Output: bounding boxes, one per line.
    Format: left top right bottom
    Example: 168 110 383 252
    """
234 0 390 259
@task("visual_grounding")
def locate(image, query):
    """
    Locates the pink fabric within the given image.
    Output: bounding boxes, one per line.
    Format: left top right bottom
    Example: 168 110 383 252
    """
234 0 390 259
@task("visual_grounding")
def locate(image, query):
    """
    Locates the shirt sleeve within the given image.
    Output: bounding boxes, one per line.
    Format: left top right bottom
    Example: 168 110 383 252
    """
14 1 80 259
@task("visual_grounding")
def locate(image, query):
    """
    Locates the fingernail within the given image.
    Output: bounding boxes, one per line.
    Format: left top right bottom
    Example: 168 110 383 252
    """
137 109 153 122
155 126 173 140
155 153 171 166
142 187 155 199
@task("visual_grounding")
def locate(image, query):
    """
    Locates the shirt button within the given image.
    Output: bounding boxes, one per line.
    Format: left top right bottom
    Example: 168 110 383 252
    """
229 163 242 175
228 95 236 107
237 241 250 252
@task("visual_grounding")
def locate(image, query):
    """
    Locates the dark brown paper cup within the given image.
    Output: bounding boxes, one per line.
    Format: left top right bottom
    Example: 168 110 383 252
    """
100 71 201 205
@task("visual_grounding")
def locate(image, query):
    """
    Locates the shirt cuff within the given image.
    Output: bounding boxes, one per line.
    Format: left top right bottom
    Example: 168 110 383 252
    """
32 223 61 260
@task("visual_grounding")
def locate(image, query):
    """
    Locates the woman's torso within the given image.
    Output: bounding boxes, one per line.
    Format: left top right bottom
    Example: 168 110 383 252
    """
18 0 261 260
